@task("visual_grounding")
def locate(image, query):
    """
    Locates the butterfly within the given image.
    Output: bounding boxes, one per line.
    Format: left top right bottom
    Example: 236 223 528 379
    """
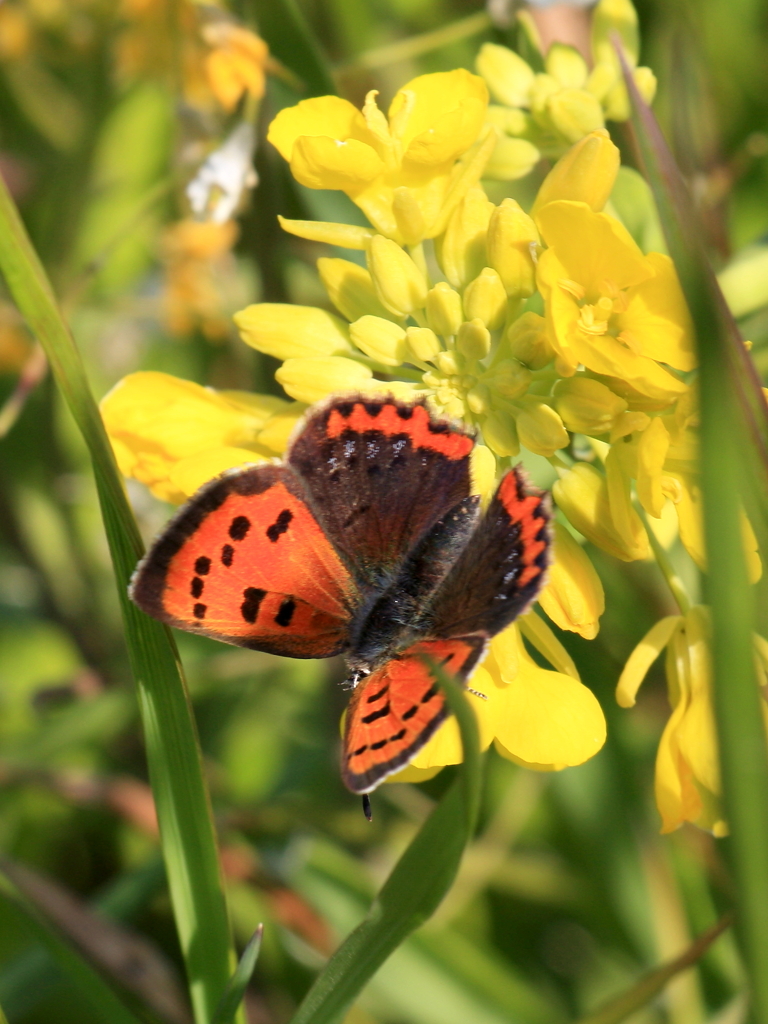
130 395 551 795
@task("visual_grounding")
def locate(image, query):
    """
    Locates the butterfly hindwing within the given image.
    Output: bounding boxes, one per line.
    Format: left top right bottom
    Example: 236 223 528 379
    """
288 396 475 588
426 467 551 639
342 636 487 793
130 464 357 658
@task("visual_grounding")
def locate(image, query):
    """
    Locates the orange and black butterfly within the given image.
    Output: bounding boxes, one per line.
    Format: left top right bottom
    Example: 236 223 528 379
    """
130 395 551 796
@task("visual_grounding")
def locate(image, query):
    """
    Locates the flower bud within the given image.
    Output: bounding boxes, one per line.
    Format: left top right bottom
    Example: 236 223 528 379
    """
275 356 372 404
586 63 617 102
462 268 507 329
538 522 605 639
435 349 463 375
406 326 441 363
457 319 491 360
553 377 627 435
545 43 588 90
234 303 352 359
554 463 645 561
515 398 568 456
470 443 497 506
503 311 554 369
317 258 391 323
634 67 657 105
546 89 605 144
349 316 407 366
475 42 534 108
529 73 560 117
486 199 539 299
467 383 491 414
435 187 494 289
485 359 531 400
591 0 639 71
426 282 463 336
486 105 529 136
392 186 426 246
484 136 540 182
610 409 650 441
367 235 428 316
531 129 619 218
482 411 519 457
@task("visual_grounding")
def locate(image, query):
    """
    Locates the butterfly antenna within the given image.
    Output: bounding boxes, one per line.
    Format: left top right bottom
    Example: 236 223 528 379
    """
362 793 372 822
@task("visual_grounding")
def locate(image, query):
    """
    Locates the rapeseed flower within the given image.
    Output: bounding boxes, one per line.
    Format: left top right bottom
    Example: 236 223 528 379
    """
267 70 495 246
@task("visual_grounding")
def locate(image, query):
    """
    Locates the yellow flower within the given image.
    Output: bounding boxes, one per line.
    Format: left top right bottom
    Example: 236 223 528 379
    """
100 371 295 503
389 621 605 780
553 462 648 561
201 21 268 112
536 200 694 401
267 70 494 245
539 523 605 639
161 219 240 340
614 607 768 836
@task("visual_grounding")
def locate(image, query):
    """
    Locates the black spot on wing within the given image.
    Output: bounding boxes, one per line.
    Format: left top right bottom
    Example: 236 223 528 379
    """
402 705 418 721
275 597 296 627
366 685 389 704
396 404 413 419
421 683 438 703
191 577 204 599
266 508 293 543
195 556 211 575
362 702 390 724
221 544 234 566
241 587 266 624
363 401 382 417
193 603 206 619
229 516 250 541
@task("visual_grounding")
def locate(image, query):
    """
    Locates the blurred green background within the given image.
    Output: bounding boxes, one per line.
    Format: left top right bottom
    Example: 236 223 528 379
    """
0 0 766 1021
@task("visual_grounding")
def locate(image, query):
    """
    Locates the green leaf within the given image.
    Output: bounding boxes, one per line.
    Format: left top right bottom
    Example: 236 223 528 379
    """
212 926 264 1024
0 165 237 1024
619 41 768 1024
287 660 482 1024
0 870 144 1024
574 915 732 1024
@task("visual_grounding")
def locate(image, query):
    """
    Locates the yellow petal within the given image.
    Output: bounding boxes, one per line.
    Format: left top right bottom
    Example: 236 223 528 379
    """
278 216 374 250
618 253 696 372
409 666 497 768
553 462 648 561
350 315 407 366
367 235 428 316
546 44 589 90
267 95 374 160
518 610 581 679
538 522 605 640
469 444 497 507
275 356 373 404
383 764 444 785
169 447 267 500
435 187 494 289
514 398 569 457
493 655 606 768
404 98 488 165
553 376 627 436
488 623 521 683
290 135 384 192
616 615 682 707
486 198 539 299
256 402 307 454
546 89 605 144
389 69 488 153
676 607 720 796
234 303 352 360
636 416 670 518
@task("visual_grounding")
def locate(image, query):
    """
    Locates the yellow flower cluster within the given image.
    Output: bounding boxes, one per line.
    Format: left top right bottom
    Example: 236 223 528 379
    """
477 0 657 180
101 52 762 824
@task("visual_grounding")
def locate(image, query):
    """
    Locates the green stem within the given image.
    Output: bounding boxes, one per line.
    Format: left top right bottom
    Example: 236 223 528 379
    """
0 165 238 1024
636 504 691 614
335 11 491 73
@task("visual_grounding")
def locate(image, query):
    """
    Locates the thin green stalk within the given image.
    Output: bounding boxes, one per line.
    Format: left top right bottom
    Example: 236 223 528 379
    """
621 44 768 1023
636 504 691 613
335 11 491 73
0 169 238 1024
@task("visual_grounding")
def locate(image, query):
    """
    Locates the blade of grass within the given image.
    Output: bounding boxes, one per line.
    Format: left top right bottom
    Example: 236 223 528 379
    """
0 171 237 1024
0 870 145 1024
619 41 768 1023
574 914 733 1024
212 925 264 1024
287 660 482 1024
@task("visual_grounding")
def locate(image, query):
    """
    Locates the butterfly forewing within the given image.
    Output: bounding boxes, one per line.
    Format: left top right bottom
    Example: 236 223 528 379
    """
342 636 487 793
130 464 357 658
288 397 475 587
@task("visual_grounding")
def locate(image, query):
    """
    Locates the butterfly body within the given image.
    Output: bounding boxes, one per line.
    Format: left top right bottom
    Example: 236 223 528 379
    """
130 395 551 792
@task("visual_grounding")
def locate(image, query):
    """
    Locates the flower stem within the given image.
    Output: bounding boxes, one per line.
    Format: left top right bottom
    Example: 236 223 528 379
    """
636 503 691 614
